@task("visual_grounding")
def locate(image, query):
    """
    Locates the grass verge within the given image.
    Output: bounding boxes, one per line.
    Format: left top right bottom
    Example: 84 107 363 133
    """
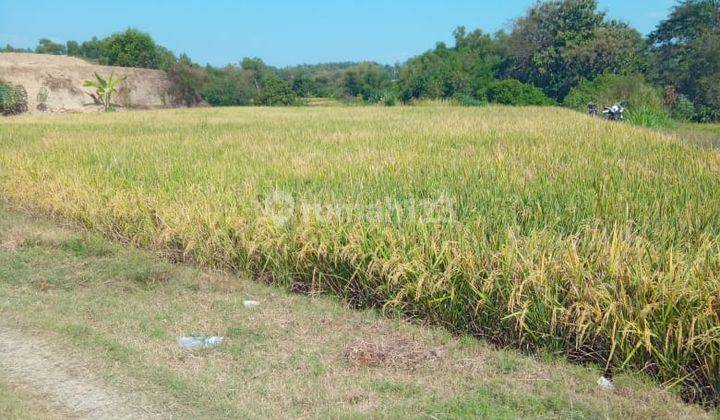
0 207 713 418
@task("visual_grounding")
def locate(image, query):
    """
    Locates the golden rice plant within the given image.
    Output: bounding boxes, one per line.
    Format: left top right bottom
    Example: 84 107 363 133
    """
1 105 718 403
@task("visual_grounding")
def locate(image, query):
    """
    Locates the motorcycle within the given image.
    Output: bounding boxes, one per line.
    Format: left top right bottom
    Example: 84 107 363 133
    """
602 103 625 121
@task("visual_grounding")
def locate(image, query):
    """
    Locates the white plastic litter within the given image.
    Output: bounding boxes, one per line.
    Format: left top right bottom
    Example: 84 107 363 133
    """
243 300 260 308
597 376 615 391
176 336 224 349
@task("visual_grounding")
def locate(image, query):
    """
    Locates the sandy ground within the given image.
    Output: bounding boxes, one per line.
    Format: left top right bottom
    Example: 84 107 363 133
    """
0 320 166 419
0 53 173 113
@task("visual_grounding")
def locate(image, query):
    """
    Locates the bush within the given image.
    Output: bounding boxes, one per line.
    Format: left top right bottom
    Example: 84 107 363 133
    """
564 73 664 113
695 105 720 123
487 80 553 106
626 105 673 128
0 80 28 115
259 77 297 106
672 95 696 122
455 94 486 107
201 67 255 106
382 92 397 106
166 55 206 107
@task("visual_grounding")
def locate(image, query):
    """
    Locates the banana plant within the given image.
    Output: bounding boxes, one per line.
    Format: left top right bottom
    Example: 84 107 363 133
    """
83 72 127 111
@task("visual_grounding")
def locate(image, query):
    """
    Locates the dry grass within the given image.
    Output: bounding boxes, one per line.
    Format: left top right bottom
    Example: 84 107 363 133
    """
0 207 713 418
342 335 442 370
0 379 63 420
0 106 719 403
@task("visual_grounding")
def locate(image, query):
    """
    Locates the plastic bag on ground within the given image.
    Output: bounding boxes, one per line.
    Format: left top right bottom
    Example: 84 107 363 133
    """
176 336 224 349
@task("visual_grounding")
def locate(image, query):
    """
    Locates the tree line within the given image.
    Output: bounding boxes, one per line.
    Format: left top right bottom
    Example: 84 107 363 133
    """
2 0 719 121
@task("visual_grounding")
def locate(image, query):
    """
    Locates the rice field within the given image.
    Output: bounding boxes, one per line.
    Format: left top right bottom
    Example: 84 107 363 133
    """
1 106 719 403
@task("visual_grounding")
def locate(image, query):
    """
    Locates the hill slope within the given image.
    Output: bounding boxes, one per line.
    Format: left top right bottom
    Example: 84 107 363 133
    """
0 53 173 113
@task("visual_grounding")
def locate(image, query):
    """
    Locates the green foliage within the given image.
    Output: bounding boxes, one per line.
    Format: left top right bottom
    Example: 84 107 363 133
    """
166 54 206 106
65 40 81 57
0 80 28 115
399 27 500 102
201 66 255 106
76 37 106 61
101 29 162 69
650 0 720 121
382 93 397 106
11 1 719 117
82 72 127 111
649 0 720 86
278 62 357 99
487 80 554 106
456 94 486 107
672 95 696 121
259 76 297 106
625 105 673 128
342 62 393 102
35 38 66 55
505 0 645 100
687 33 720 121
0 44 31 53
564 73 663 111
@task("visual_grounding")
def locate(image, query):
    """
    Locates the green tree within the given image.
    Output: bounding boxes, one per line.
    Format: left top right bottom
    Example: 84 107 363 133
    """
649 0 720 87
650 0 720 120
66 40 81 56
505 0 643 100
201 65 255 106
241 57 271 93
35 38 66 55
259 76 297 105
78 37 106 60
1 44 31 53
688 33 720 120
342 63 393 102
101 29 161 69
399 27 500 102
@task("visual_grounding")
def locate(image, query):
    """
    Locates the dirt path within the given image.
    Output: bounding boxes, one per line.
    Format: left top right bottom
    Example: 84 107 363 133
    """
0 321 166 419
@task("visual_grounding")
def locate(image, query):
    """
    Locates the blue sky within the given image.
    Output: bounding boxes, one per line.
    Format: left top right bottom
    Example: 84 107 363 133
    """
1 0 677 67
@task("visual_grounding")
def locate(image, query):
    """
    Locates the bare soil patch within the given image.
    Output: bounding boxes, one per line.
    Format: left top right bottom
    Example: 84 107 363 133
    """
0 320 165 419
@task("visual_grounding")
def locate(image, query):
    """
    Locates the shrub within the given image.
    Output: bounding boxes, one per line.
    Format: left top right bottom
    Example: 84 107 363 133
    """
487 80 553 106
36 87 49 112
695 105 720 123
201 68 255 106
626 105 673 128
455 94 486 107
382 92 397 106
564 73 664 113
166 55 206 107
670 94 696 122
0 80 28 115
259 77 297 106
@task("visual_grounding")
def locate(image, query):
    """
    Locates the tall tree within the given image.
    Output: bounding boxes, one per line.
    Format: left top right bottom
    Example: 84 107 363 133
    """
101 29 162 69
35 38 66 55
649 0 720 119
688 32 720 120
649 0 720 87
505 0 644 100
398 27 500 102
